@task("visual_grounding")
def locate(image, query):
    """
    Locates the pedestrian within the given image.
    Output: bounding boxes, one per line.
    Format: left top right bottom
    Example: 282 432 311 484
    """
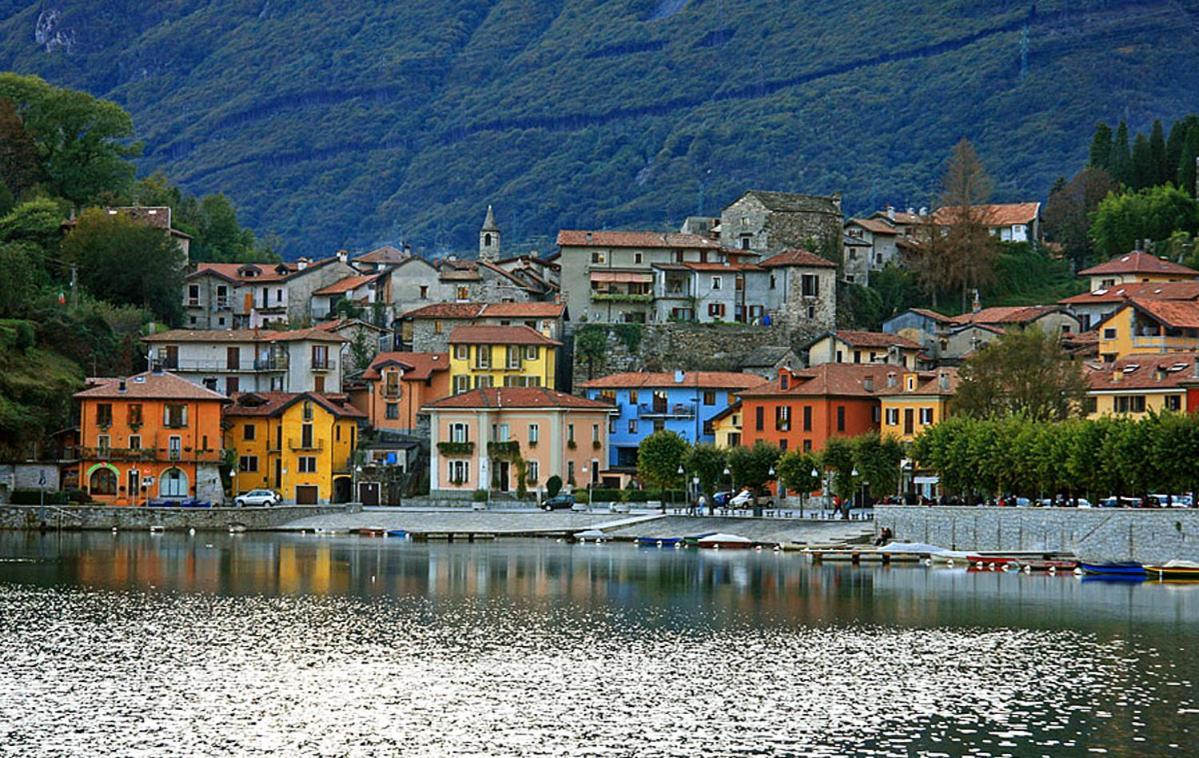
697 493 707 517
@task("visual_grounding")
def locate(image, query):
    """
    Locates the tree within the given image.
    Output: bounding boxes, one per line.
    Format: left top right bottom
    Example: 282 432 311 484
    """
637 430 690 491
0 242 37 317
776 449 820 499
1088 122 1113 171
0 197 66 253
574 326 607 380
937 138 998 311
682 443 726 502
853 433 905 501
0 98 41 197
1110 120 1131 185
725 440 780 495
1042 167 1116 268
1130 133 1155 190
349 328 374 373
1090 184 1199 257
1150 119 1169 187
819 436 857 507
60 208 185 324
955 328 1087 422
1180 125 1199 198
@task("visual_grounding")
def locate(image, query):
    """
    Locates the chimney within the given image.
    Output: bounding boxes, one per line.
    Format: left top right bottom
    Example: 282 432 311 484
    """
938 371 950 391
1112 369 1122 383
863 375 874 392
886 206 895 221
887 371 897 388
118 378 127 393
403 242 412 254
585 232 593 244
337 249 348 263
297 257 310 270
971 289 981 314
674 369 685 384
1155 367 1167 382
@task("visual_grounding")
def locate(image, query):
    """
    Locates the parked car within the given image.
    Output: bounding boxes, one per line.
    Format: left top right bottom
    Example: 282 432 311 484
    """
541 493 575 511
235 489 281 508
729 489 774 509
712 491 733 507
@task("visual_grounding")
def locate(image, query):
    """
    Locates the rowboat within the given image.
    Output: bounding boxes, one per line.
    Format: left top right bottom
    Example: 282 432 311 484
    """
357 527 387 537
573 529 608 543
385 529 408 538
1080 561 1146 577
1014 559 1078 572
683 532 719 546
696 533 753 550
636 536 683 547
1145 560 1199 579
967 555 1020 567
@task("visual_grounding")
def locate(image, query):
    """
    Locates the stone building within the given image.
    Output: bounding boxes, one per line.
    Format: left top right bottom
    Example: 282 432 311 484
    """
719 190 843 256
479 205 501 262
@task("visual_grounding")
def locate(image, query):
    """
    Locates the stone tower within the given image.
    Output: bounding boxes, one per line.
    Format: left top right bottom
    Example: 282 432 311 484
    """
479 205 500 262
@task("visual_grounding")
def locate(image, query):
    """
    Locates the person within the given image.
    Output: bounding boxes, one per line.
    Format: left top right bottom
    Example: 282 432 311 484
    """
696 493 707 517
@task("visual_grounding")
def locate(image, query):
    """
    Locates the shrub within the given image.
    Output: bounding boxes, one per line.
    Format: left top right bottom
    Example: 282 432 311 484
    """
587 488 622 502
573 490 590 504
546 475 563 498
471 489 488 502
10 489 68 505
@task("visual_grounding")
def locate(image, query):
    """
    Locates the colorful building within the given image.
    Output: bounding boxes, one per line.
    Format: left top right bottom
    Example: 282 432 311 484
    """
877 369 958 442
448 325 560 393
1096 298 1199 362
804 330 922 369
710 401 743 449
350 351 451 434
75 371 227 506
579 371 763 468
223 392 365 504
1084 353 1197 418
424 387 614 495
1077 250 1199 292
739 364 890 453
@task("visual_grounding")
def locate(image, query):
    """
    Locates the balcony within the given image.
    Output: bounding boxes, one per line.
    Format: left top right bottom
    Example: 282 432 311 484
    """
638 402 696 419
289 438 324 452
311 360 336 372
1130 335 1199 351
79 446 221 463
159 358 288 372
591 292 653 304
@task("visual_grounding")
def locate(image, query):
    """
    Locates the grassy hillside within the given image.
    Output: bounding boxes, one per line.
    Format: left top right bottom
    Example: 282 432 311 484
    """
2 1 1198 257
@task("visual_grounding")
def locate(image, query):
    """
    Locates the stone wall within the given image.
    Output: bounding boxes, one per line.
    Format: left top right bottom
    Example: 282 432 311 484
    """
875 505 1199 564
0 504 355 531
572 322 821 388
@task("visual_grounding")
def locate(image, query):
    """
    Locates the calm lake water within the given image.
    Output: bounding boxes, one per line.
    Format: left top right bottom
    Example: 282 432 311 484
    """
0 532 1196 757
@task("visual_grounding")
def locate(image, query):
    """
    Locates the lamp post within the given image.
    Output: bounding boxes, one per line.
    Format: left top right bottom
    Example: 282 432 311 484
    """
674 465 684 514
808 467 819 520
692 475 700 516
761 465 775 517
722 466 731 516
850 467 859 516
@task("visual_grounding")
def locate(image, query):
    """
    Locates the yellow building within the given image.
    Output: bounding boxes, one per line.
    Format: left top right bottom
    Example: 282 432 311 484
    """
1078 250 1199 292
877 369 958 442
223 392 365 504
448 325 560 393
1097 299 1199 361
710 401 742 448
1085 353 1194 418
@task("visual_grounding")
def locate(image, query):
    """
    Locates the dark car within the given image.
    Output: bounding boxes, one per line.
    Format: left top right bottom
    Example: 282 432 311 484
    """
541 494 575 511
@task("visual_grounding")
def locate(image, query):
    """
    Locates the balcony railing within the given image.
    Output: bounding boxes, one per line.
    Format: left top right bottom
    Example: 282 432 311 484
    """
311 360 336 372
1131 335 1198 350
638 402 696 418
592 293 654 303
79 446 221 463
157 358 288 372
289 438 324 452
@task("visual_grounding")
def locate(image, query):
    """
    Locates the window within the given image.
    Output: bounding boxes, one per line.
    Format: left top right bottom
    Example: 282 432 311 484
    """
886 408 899 425
803 440 812 452
653 419 665 432
634 252 643 264
239 455 259 472
708 303 726 318
592 424 600 443
243 424 256 441
836 406 845 432
275 288 283 304
475 346 491 369
779 439 788 451
703 391 716 405
227 377 240 394
567 460 575 484
628 419 638 434
128 435 141 450
506 346 522 369
386 403 399 419
312 345 329 370
474 375 493 389
187 284 199 304
1166 395 1182 412
711 276 723 290
164 404 187 428
775 406 791 431
419 285 429 299
567 424 575 444
450 423 469 443
1103 328 1117 340
527 460 539 483
740 235 751 250
457 286 469 300
435 320 444 334
168 436 182 460
802 406 812 432
96 403 113 427
529 423 539 444
703 419 714 436
735 276 744 292
629 390 638 404
781 374 790 390
801 274 819 297
97 434 111 456
89 467 116 496
1115 395 1147 414
298 456 317 473
302 401 314 422
383 371 402 398
919 408 934 425
454 344 469 361
453 375 471 394
609 417 617 434
769 274 776 289
591 251 605 264
524 345 538 360
127 404 143 427
806 305 816 320
755 406 764 431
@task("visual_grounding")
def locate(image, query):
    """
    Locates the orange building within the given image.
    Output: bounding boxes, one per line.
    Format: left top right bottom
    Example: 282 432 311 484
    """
351 352 452 433
738 364 888 452
75 371 228 506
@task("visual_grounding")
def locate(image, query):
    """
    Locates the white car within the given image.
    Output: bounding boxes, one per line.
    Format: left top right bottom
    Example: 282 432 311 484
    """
235 489 281 507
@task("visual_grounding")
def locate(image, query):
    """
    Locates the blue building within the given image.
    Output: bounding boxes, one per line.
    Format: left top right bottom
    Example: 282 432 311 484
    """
579 370 764 468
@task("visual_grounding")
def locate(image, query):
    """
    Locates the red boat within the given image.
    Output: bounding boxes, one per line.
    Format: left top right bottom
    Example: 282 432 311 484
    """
966 555 1019 567
1014 559 1079 572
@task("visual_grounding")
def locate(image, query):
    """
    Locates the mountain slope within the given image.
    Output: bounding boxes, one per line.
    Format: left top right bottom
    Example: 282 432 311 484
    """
2 0 1198 258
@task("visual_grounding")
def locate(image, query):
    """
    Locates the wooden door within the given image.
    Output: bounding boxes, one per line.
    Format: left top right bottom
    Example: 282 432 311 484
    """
226 347 240 370
904 408 914 435
358 482 380 506
295 485 319 505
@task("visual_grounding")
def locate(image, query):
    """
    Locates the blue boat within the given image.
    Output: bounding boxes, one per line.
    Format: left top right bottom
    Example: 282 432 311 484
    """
1081 561 1146 576
385 529 408 538
636 536 682 547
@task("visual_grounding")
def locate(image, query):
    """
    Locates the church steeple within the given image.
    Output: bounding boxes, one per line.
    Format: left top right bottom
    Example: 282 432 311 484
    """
479 204 500 262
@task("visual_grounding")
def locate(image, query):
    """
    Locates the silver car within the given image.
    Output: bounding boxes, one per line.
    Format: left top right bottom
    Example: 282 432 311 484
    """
235 489 281 507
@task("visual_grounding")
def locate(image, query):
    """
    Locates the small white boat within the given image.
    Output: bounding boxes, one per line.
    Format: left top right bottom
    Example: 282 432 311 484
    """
573 529 607 543
878 542 970 564
697 533 754 550
148 525 165 534
228 524 247 534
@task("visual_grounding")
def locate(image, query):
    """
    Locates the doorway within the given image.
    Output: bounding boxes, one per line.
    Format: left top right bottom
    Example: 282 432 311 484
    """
295 485 319 505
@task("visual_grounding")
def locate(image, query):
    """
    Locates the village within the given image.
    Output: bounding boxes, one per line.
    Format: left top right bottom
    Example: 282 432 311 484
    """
23 187 1195 512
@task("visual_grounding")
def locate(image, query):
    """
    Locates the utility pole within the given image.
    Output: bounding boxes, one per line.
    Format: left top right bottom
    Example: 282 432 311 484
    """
69 264 78 311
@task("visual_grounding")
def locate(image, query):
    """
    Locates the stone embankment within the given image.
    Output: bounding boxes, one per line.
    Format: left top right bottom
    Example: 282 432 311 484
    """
875 506 1199 563
0 504 355 532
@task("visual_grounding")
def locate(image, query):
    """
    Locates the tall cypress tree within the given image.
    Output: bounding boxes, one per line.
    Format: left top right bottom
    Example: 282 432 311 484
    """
1150 119 1168 186
1111 121 1131 185
1089 122 1113 171
1130 133 1154 190
1180 126 1199 198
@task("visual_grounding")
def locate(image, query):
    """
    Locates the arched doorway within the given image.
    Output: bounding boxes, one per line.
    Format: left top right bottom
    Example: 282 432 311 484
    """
160 468 189 499
88 466 117 497
332 476 352 504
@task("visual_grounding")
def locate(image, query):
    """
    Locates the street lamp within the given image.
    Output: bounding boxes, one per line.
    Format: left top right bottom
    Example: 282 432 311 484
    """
808 467 819 519
850 467 859 513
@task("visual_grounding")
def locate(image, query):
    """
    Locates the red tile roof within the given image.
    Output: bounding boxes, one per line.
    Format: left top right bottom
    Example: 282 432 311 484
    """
312 273 383 296
353 245 409 264
739 364 894 398
1128 298 1199 329
448 325 561 346
75 371 229 401
950 306 1060 326
932 202 1041 227
480 302 567 319
1077 250 1199 278
759 248 838 269
424 387 614 410
847 218 899 235
1085 353 1199 391
907 307 955 323
579 371 765 390
223 391 366 419
556 230 721 249
1058 281 1199 305
831 330 921 349
187 258 342 283
874 368 960 397
361 352 449 381
401 302 485 320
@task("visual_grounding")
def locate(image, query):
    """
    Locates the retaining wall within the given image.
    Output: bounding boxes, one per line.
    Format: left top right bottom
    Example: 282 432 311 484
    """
875 506 1199 563
0 504 357 532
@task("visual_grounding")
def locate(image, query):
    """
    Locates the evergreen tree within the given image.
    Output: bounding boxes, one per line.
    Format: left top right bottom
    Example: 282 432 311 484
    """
1111 121 1131 185
0 98 41 197
1181 126 1199 198
1088 122 1113 170
1130 133 1154 190
1150 119 1169 186
1167 118 1193 182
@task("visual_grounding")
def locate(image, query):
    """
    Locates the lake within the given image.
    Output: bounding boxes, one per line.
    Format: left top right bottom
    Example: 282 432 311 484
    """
0 531 1196 756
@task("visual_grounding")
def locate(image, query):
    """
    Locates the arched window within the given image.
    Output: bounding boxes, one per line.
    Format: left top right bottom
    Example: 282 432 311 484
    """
89 467 117 496
484 233 492 246
160 468 188 498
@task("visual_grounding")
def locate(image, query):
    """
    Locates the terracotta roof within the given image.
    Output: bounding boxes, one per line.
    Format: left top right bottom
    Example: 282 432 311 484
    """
847 218 899 235
480 302 566 319
739 364 895 398
556 230 721 250
759 248 838 269
354 245 409 264
871 210 926 226
142 328 345 344
75 371 229 401
830 330 921 349
186 258 341 283
223 391 366 419
401 302 484 320
1085 353 1199 391
950 306 1059 326
875 368 960 397
312 273 383 296
361 352 449 381
579 371 765 390
1128 298 1199 329
932 202 1041 227
1058 281 1199 305
448 325 561 346
907 308 955 323
1077 251 1199 278
424 387 614 410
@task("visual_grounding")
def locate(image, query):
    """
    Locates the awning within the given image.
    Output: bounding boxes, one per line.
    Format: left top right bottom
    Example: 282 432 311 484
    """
590 271 654 284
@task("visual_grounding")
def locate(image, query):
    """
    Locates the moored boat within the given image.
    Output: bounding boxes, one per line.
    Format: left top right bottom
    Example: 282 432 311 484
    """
1145 560 1199 579
1080 561 1146 576
697 533 753 550
1014 559 1079 572
683 532 719 547
357 527 387 537
385 529 408 538
636 536 683 547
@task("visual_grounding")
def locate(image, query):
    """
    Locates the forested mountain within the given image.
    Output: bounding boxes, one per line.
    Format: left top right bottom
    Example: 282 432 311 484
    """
2 0 1198 258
